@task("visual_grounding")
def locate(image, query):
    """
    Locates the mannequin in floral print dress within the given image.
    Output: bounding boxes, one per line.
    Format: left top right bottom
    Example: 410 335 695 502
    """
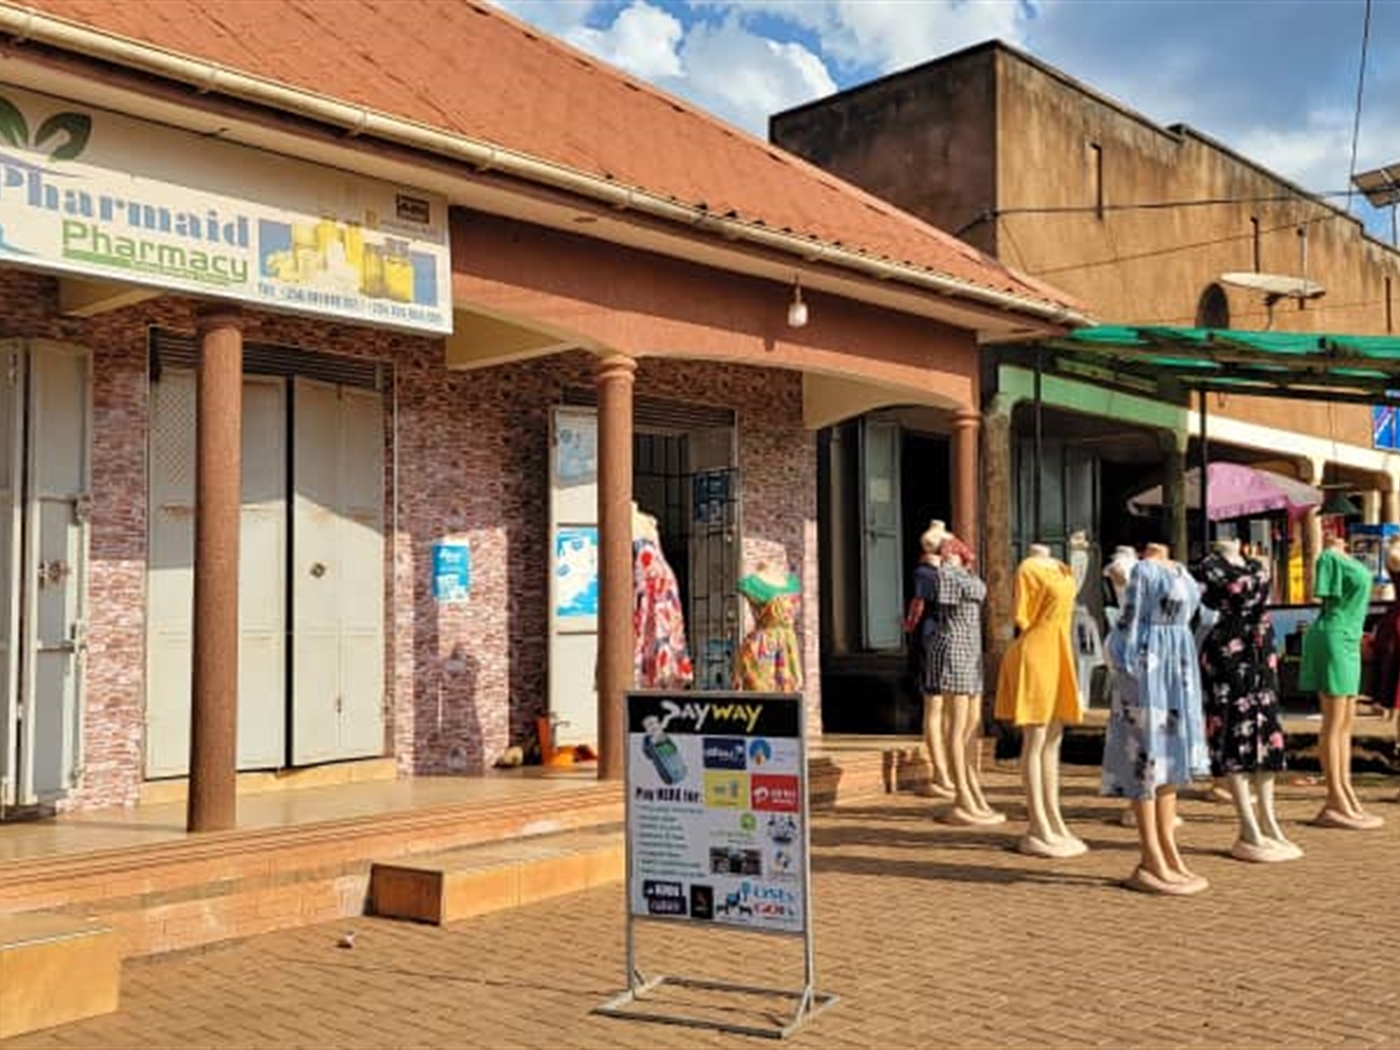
737 561 803 692
632 504 693 689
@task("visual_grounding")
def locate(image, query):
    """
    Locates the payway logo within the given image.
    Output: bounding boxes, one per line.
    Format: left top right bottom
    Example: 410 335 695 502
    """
659 698 762 734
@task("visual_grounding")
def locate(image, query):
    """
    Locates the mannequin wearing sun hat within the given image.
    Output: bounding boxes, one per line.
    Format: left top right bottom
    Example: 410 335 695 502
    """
737 558 802 693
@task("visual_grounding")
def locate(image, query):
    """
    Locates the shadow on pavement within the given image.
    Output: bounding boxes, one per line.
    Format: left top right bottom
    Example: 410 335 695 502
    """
810 850 1121 888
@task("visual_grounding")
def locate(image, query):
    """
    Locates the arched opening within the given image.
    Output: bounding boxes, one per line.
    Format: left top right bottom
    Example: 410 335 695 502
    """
1196 283 1231 329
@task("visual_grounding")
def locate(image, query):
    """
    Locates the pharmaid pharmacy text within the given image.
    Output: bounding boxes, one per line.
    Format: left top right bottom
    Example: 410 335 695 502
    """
3 158 250 283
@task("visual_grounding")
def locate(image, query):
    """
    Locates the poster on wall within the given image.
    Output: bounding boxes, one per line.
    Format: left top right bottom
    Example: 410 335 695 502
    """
0 81 450 334
431 541 472 604
555 527 599 618
555 414 598 485
626 691 807 935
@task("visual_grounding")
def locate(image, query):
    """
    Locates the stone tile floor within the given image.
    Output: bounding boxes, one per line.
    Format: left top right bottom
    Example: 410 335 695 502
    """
6 767 1398 1049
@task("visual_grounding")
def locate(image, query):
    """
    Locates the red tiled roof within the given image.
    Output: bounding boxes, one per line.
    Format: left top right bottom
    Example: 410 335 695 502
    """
15 0 1079 315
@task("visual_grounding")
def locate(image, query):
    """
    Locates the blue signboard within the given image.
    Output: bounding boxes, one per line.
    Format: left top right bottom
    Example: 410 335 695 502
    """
432 541 472 604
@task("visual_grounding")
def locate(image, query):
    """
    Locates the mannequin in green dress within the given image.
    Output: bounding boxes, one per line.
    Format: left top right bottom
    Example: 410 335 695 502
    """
1299 537 1384 830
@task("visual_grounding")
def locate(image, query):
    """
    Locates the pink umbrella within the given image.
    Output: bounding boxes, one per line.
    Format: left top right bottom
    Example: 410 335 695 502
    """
1129 462 1323 521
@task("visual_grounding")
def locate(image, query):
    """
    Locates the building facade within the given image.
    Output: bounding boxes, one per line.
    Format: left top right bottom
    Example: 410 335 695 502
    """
0 4 1082 816
773 40 1400 685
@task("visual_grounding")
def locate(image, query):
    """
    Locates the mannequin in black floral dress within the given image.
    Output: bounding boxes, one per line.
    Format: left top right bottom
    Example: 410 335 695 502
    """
1195 538 1302 862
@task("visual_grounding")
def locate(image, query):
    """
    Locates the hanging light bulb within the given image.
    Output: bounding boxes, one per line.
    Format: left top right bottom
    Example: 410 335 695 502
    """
787 276 808 329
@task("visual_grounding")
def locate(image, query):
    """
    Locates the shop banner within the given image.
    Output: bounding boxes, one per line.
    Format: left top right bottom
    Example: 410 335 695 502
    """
0 82 450 334
626 691 807 935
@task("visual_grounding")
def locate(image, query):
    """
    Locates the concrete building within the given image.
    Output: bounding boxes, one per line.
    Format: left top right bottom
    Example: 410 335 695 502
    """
773 40 1400 707
0 4 1084 819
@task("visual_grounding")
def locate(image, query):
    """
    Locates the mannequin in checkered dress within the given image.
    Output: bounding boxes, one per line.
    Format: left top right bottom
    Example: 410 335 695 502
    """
930 537 1003 826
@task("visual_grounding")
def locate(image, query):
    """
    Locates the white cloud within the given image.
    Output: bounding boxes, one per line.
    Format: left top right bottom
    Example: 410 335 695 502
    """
687 0 1034 74
490 0 599 37
676 16 837 131
566 1 686 80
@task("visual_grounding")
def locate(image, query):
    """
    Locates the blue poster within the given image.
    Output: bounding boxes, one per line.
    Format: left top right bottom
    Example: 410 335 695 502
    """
555 527 599 618
432 541 472 604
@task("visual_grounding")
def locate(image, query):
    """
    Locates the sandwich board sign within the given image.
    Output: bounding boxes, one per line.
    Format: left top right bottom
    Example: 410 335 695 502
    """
596 691 836 1039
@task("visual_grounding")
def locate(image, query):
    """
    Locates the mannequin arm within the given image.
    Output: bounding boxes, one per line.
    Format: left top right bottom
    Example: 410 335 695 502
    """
903 597 924 634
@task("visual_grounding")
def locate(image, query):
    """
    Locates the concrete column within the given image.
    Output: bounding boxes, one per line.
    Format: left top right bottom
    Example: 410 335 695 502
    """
1385 486 1400 525
982 397 1016 670
187 307 243 833
951 408 981 555
1302 458 1324 603
596 354 636 782
1162 435 1189 559
1361 490 1382 526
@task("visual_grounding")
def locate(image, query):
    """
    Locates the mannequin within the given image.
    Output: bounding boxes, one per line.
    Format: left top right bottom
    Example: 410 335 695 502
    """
994 543 1085 855
1368 536 1400 803
1300 535 1383 829
737 559 803 692
1102 542 1211 895
1366 536 1400 714
904 522 955 798
1103 546 1138 630
1195 537 1301 862
632 501 694 689
1068 530 1104 710
927 536 1001 825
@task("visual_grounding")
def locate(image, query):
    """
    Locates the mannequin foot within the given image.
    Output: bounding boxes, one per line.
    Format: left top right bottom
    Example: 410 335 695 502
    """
1017 834 1082 859
1057 834 1090 857
939 805 1005 827
1264 837 1304 860
914 781 956 799
1123 866 1207 896
1230 838 1292 863
1315 806 1384 830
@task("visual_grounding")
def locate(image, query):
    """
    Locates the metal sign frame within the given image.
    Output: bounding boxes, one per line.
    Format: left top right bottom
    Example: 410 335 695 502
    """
596 690 836 1039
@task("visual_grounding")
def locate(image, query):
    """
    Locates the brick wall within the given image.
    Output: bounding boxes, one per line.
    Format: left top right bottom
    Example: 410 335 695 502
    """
0 269 819 809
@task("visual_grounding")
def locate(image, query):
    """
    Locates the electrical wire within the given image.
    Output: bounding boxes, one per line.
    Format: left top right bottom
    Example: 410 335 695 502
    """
1345 0 1374 213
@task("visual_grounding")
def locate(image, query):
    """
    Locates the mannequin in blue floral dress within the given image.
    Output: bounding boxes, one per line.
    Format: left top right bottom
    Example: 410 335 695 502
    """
1102 544 1210 895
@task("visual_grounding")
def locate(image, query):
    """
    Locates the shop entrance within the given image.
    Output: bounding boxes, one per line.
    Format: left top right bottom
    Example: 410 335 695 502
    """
0 340 91 813
547 400 738 747
145 335 386 778
819 411 953 734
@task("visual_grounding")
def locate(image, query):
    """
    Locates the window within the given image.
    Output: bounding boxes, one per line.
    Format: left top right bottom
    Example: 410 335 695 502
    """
1387 276 1394 334
1250 216 1261 271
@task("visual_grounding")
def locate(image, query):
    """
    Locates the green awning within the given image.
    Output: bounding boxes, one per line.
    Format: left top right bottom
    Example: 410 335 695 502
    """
1039 325 1400 407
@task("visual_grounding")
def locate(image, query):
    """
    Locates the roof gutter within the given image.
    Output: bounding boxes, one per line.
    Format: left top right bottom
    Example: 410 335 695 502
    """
0 3 1092 329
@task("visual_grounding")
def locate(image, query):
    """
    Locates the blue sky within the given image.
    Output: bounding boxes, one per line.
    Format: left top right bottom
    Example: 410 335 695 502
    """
494 0 1400 240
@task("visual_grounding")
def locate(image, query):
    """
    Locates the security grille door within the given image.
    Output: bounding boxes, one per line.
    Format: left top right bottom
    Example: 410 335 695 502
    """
548 406 599 747
146 371 287 777
860 417 903 651
0 344 22 808
21 342 91 803
291 378 385 764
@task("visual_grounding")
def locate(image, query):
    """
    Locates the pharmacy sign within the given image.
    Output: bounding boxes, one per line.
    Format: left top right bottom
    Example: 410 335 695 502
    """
0 82 451 334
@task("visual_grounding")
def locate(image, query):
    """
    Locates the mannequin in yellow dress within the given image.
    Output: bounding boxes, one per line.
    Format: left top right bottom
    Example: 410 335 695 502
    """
994 544 1087 857
737 560 802 692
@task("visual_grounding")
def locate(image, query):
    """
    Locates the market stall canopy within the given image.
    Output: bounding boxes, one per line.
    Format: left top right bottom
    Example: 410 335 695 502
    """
1045 325 1400 406
1129 462 1323 521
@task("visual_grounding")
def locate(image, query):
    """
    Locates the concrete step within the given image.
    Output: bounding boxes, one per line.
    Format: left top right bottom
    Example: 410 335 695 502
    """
369 827 624 925
0 912 120 1039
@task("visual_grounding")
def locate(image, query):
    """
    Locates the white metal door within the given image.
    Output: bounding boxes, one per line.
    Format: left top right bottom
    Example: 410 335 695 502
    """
548 406 599 747
0 343 22 809
291 378 384 763
21 342 90 803
860 416 903 651
146 371 287 777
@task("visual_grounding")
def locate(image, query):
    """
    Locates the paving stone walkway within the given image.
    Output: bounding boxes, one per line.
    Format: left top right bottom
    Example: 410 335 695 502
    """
6 768 1399 1049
